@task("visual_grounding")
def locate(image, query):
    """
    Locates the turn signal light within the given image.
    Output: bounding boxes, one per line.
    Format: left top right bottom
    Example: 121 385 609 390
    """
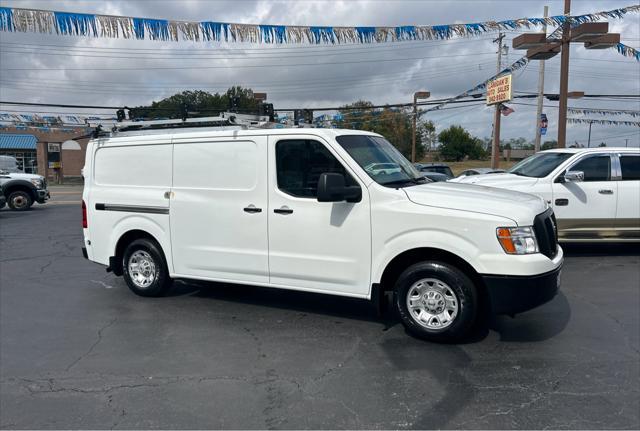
496 226 539 255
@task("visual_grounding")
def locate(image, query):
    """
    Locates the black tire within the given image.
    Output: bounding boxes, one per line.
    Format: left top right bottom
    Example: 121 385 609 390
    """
122 238 172 297
7 190 33 211
394 261 478 342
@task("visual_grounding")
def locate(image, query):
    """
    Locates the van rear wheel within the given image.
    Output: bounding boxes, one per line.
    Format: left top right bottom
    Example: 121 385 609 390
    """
122 238 172 297
394 261 477 342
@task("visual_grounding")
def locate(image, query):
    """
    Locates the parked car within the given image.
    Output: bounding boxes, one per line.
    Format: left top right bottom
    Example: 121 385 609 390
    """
421 172 450 182
0 166 50 211
457 168 506 177
365 162 401 175
82 126 562 342
414 163 454 178
0 184 6 209
453 148 640 241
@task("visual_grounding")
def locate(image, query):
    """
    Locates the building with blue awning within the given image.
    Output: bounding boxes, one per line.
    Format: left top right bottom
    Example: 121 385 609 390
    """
0 134 38 173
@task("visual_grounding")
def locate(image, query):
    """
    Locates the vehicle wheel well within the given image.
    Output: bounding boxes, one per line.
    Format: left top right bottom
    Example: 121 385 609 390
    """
113 230 165 276
4 184 35 200
379 247 486 302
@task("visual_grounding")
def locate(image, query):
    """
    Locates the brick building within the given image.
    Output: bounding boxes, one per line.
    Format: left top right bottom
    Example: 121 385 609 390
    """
0 127 90 183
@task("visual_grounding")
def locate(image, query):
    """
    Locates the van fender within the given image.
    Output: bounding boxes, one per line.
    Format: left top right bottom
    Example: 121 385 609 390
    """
372 228 483 284
109 215 174 273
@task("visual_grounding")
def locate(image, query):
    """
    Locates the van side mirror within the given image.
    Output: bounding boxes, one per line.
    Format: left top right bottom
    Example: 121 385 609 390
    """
317 173 362 203
562 170 584 183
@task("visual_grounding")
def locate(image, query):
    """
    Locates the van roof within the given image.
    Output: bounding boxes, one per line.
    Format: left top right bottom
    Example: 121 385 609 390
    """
92 127 381 145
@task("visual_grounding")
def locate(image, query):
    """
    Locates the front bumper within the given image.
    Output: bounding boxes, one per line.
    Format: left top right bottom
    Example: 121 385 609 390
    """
482 265 562 315
36 189 50 204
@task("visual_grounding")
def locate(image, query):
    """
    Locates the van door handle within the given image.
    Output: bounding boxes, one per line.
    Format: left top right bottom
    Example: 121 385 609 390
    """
274 207 293 215
243 205 262 214
598 189 613 195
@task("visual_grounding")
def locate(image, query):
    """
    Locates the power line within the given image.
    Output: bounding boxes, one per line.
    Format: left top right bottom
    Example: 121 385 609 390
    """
0 51 496 72
0 37 496 58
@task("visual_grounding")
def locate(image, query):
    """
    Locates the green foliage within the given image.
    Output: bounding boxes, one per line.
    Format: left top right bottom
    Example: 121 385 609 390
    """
336 101 432 160
129 87 260 119
438 125 487 161
541 140 558 150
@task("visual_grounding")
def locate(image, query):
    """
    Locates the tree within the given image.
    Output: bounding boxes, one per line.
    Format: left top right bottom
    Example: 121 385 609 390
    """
598 142 606 147
419 120 437 152
129 87 260 119
541 140 558 150
336 101 426 160
438 125 487 161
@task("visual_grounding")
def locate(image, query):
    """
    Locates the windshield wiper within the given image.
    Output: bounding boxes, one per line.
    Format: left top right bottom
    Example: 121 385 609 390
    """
382 177 428 188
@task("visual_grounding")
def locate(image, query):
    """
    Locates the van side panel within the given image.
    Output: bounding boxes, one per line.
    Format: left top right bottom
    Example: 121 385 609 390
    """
87 140 173 267
170 136 269 283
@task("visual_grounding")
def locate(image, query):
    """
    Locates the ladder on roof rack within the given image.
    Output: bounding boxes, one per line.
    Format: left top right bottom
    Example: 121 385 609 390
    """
86 112 274 132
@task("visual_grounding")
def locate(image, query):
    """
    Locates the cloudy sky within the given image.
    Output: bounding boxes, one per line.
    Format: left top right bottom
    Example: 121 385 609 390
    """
0 0 639 147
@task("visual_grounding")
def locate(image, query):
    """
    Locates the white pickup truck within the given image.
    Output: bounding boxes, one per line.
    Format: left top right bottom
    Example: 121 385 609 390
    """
82 126 562 342
451 148 640 241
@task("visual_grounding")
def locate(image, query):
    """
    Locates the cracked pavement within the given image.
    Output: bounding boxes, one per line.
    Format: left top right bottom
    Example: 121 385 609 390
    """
0 205 639 429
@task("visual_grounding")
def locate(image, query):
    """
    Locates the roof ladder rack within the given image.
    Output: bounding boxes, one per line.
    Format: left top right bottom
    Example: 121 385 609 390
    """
86 112 273 132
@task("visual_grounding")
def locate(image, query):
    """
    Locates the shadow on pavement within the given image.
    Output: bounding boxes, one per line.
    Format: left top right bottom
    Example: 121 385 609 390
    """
489 291 571 342
170 278 571 344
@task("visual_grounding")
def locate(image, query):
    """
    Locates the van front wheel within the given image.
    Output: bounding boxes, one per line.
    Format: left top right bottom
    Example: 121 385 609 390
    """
122 238 172 297
394 261 477 342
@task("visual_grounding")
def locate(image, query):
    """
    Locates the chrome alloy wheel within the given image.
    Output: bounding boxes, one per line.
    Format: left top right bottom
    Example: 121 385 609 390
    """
406 278 459 330
128 251 157 289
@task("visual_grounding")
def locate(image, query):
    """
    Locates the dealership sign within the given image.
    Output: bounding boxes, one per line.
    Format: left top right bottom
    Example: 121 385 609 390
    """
486 74 513 105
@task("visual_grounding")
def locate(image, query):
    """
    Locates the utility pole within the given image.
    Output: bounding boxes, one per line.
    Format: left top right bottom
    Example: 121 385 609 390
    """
625 139 629 147
534 5 549 153
587 120 593 147
557 0 571 148
491 32 505 169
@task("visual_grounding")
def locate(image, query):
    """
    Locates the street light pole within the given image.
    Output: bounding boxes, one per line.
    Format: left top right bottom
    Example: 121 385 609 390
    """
557 0 571 148
534 5 549 153
587 120 593 147
411 91 430 163
412 94 418 163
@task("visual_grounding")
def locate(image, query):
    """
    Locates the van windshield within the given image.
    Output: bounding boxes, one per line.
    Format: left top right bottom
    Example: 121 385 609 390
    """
335 135 426 187
508 152 573 178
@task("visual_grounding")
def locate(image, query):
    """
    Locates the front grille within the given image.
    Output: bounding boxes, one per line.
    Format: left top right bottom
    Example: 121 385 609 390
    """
533 208 558 259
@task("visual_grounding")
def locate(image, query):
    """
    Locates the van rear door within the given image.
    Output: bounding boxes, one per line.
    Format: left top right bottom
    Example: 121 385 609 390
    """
170 135 269 283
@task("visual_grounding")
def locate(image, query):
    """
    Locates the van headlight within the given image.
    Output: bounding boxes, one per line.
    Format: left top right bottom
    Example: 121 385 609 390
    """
30 178 44 189
496 227 539 254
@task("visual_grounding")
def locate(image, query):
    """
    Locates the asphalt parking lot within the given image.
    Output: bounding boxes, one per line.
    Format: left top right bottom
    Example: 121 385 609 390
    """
1 203 639 429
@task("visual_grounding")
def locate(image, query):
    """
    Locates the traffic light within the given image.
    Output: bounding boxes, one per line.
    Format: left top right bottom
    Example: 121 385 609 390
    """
259 103 274 121
228 95 241 112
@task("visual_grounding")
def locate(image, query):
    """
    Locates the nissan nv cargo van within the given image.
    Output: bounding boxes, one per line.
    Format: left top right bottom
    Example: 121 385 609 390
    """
82 126 562 342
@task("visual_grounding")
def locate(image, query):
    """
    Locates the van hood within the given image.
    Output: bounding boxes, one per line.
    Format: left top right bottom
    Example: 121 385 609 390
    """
450 172 539 187
403 182 547 225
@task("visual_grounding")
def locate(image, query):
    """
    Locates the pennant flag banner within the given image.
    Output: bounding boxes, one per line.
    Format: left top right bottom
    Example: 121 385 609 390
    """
616 43 640 61
0 112 108 127
568 107 640 118
568 118 640 127
0 5 638 44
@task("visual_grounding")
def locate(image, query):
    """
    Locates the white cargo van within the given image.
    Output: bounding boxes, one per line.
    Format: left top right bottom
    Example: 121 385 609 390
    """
82 123 562 341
